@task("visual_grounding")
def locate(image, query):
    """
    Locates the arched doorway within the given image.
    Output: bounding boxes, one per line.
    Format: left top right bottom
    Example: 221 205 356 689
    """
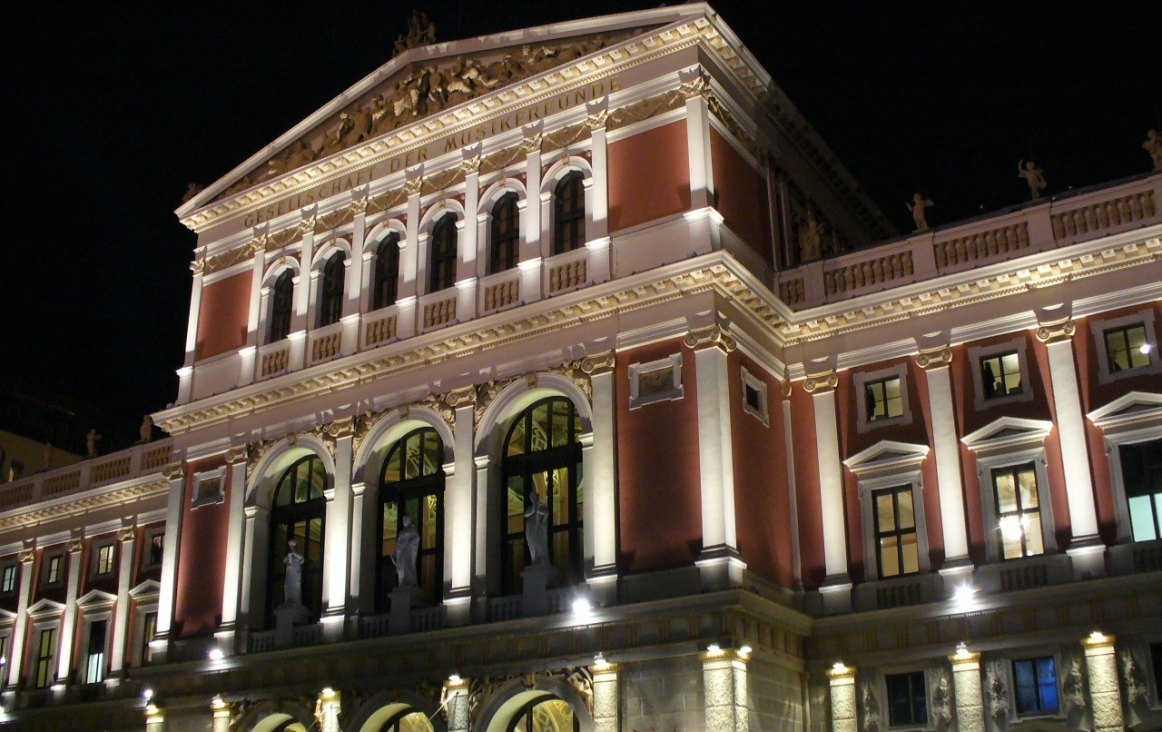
266 454 327 624
378 427 445 609
506 696 579 732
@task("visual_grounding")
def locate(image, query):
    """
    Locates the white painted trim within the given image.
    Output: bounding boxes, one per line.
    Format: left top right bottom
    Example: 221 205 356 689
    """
967 336 1035 411
627 353 684 409
853 363 913 434
191 465 227 508
971 442 1057 564
740 365 770 426
1089 308 1162 385
1087 391 1162 543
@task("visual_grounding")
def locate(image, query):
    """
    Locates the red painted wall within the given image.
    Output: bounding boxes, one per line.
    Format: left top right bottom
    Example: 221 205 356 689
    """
195 272 251 361
172 457 230 638
607 121 691 233
616 339 702 573
789 384 826 588
727 352 793 587
710 128 772 265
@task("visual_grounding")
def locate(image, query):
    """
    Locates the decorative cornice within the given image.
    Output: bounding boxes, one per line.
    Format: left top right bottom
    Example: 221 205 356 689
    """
684 323 736 352
803 371 838 394
580 350 616 376
1035 318 1076 344
916 346 954 370
161 462 185 481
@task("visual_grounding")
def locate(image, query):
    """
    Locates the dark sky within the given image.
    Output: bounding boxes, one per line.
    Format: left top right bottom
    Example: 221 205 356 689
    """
4 1 1159 428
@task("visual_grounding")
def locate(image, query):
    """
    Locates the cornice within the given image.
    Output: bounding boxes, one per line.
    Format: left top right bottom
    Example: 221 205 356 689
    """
0 480 169 533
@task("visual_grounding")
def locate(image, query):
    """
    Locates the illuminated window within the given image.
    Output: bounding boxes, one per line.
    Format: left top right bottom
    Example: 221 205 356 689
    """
319 251 346 327
507 696 579 732
1105 324 1151 373
873 486 919 578
34 627 55 688
490 193 520 274
94 544 116 576
429 214 458 293
144 530 164 568
1121 439 1162 542
268 269 294 342
139 612 157 666
886 671 927 727
866 376 903 422
376 708 433 732
378 428 445 610
1013 657 1058 714
854 364 912 432
993 463 1044 560
553 171 585 255
980 350 1022 399
84 620 107 684
501 397 584 594
1091 309 1161 385
267 455 327 625
1 563 16 594
372 233 400 310
44 554 64 585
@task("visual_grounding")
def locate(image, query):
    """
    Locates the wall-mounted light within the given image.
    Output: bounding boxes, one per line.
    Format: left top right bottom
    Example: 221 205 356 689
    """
208 648 224 661
955 642 971 659
832 661 848 674
572 597 592 613
593 653 611 671
738 644 752 659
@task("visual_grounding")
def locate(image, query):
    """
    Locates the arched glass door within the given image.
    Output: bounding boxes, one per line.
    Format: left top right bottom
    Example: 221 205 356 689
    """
267 455 327 624
378 428 445 609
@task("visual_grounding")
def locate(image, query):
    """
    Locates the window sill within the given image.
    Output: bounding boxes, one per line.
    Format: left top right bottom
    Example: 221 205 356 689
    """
853 572 943 611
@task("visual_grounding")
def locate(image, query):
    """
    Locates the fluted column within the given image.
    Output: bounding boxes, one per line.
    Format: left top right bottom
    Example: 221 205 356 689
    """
6 547 35 687
917 346 971 574
703 647 748 732
806 370 851 613
592 659 620 732
218 447 249 653
1082 633 1123 732
828 663 858 732
55 536 85 684
949 646 984 732
109 525 136 676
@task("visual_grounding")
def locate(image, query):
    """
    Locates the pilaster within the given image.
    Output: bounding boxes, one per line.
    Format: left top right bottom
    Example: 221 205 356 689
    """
109 525 136 676
6 547 36 687
153 461 186 663
702 647 749 732
806 369 851 612
444 676 471 732
446 387 476 625
780 378 803 589
592 659 620 732
211 696 231 732
917 346 971 574
317 687 341 732
582 351 618 604
680 67 714 211
828 663 858 732
1082 632 1124 732
949 646 983 732
55 535 84 684
218 447 249 653
323 418 356 638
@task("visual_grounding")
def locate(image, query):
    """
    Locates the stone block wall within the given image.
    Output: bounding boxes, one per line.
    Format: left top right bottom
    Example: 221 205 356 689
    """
749 659 804 732
622 656 707 732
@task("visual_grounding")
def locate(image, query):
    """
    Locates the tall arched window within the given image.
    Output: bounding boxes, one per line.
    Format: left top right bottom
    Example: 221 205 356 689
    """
319 251 346 327
507 697 578 732
267 455 327 625
490 192 520 274
379 428 445 609
553 171 585 255
501 397 583 594
269 269 295 342
429 214 457 293
373 233 400 310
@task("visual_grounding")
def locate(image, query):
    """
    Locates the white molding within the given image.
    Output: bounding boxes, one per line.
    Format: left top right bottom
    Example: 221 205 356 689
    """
967 336 1036 412
961 417 1054 456
843 440 930 476
853 363 913 434
740 365 770 426
26 598 66 619
129 579 162 599
191 465 227 509
1089 307 1162 385
1087 391 1162 544
628 353 684 409
76 589 117 609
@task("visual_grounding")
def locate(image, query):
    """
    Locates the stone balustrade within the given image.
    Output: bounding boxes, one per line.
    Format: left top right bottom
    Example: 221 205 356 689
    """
546 246 590 294
420 291 458 332
479 268 523 314
308 322 344 365
362 308 398 348
258 340 291 379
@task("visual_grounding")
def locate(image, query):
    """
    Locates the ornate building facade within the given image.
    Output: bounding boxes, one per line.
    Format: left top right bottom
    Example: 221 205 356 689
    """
1 5 1160 732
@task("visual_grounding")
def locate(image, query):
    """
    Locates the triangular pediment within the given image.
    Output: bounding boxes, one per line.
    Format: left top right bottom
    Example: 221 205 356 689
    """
0 606 15 622
129 579 161 599
1087 390 1162 429
76 589 117 609
962 417 1053 453
27 597 65 619
843 440 929 475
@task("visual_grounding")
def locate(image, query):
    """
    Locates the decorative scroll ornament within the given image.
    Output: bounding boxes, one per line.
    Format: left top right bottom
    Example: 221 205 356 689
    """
684 323 737 352
403 174 424 196
351 411 386 460
417 393 456 427
549 667 594 712
781 363 793 398
1036 318 1075 344
311 416 356 458
445 385 477 411
67 538 84 553
190 258 206 276
580 350 616 376
803 371 839 394
519 133 543 155
916 346 954 370
475 377 516 429
228 699 258 732
351 195 369 215
225 445 249 465
298 215 318 235
679 68 711 100
17 548 35 563
161 461 186 481
116 526 137 542
550 361 593 402
246 440 276 481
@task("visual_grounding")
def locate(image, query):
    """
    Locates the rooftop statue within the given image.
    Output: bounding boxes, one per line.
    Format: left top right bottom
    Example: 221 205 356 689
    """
907 193 935 231
86 428 102 458
1018 160 1048 200
1144 129 1162 171
393 11 437 58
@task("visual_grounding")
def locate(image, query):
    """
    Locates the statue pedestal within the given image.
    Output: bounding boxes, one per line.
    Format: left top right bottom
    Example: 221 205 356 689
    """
521 564 557 617
389 585 418 635
274 603 310 650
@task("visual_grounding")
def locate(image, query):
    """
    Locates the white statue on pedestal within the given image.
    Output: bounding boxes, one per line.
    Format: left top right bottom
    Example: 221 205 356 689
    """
391 515 420 587
284 539 304 606
524 491 550 566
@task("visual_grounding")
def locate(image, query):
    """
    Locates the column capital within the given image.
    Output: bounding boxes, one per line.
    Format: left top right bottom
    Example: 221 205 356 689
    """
225 445 249 465
580 350 616 376
684 324 736 352
162 461 186 481
917 345 954 370
405 164 425 195
827 662 857 680
116 526 137 542
445 385 477 409
679 66 711 99
17 548 35 563
804 371 839 394
1081 630 1116 649
1036 317 1076 344
949 645 981 666
67 537 84 554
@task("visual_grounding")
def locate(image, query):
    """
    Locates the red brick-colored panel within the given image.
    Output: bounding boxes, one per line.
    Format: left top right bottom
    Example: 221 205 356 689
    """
607 121 691 233
195 272 251 361
790 385 827 588
173 457 229 638
710 128 772 264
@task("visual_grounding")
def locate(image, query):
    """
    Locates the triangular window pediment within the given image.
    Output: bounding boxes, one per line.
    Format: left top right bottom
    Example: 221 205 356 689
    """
76 589 117 609
26 597 65 618
961 417 1053 454
0 607 15 622
843 440 929 475
129 579 161 599
1087 390 1162 430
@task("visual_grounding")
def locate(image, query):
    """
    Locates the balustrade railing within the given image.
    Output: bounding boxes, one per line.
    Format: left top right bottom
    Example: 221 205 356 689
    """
419 291 458 332
488 595 522 622
546 247 589 294
363 308 398 348
258 340 291 379
479 268 522 314
308 322 344 365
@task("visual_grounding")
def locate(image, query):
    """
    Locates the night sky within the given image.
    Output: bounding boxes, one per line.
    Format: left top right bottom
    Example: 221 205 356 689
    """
5 1 1159 430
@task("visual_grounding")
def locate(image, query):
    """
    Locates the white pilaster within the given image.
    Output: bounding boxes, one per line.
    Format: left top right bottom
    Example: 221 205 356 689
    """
447 390 476 625
401 167 423 302
6 547 35 687
55 536 84 683
586 101 610 243
583 353 618 602
153 462 185 663
1082 633 1124 732
917 347 971 569
461 150 480 284
781 388 803 588
179 264 205 404
109 526 136 676
217 449 249 653
807 369 851 613
702 648 749 732
348 482 367 618
680 68 714 211
238 505 269 633
828 664 858 732
323 419 356 635
949 648 984 732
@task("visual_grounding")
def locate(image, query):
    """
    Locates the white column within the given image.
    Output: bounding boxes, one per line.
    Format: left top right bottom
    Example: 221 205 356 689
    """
1036 317 1103 574
178 264 205 404
322 419 355 636
346 198 367 319
807 370 851 613
446 389 476 625
289 213 315 371
348 482 367 617
520 136 542 310
828 664 858 732
586 100 610 243
238 241 266 388
686 325 741 590
680 68 714 211
592 660 619 732
473 455 491 601
781 385 803 589
401 167 423 301
217 448 249 652
444 676 471 732
917 347 971 571
56 536 84 683
317 688 341 732
1082 633 1123 732
153 462 186 662
949 648 984 732
238 505 269 633
6 548 35 687
703 648 749 732
109 526 136 676
583 352 618 603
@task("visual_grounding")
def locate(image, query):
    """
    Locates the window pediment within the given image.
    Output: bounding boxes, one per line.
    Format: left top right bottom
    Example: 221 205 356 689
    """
129 580 161 599
1087 391 1162 432
76 589 117 609
843 440 929 477
962 417 1053 457
26 598 65 619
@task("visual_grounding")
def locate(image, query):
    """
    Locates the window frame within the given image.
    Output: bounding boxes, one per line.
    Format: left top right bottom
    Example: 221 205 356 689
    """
844 441 932 582
553 170 586 256
318 250 347 328
968 337 1035 411
740 365 770 426
90 541 117 579
1011 655 1060 716
1087 391 1162 544
265 454 328 625
268 268 295 343
885 670 929 729
372 232 401 311
854 364 913 433
79 612 112 685
41 551 66 588
991 462 1046 561
31 624 58 689
0 561 17 595
141 527 165 570
489 192 521 275
1090 309 1161 385
191 465 227 509
627 354 684 410
428 213 459 294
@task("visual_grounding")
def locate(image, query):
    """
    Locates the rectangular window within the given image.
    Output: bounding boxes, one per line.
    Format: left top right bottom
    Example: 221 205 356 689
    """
1 564 16 594
1104 324 1151 373
980 351 1022 399
146 532 164 567
1013 657 1058 714
886 671 928 727
865 376 903 422
1120 439 1162 542
993 463 1044 560
94 544 116 576
873 486 919 577
34 628 55 689
85 620 107 684
45 555 63 585
140 612 157 666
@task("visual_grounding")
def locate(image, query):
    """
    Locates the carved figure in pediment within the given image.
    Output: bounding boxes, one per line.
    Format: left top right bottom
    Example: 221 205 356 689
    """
1144 129 1162 171
1018 160 1047 199
337 105 373 149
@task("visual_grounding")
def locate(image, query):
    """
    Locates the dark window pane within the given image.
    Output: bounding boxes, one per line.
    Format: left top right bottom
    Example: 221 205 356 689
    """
373 234 400 310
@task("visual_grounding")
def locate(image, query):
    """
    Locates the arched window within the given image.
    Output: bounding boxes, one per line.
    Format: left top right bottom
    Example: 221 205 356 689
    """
507 697 578 732
429 214 457 293
267 455 327 625
490 192 520 274
373 233 400 310
372 708 434 732
553 171 585 255
378 428 445 609
319 251 346 327
269 269 295 342
501 397 583 594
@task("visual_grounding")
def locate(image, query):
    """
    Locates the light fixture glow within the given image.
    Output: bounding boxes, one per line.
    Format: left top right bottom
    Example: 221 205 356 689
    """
448 673 462 685
955 642 971 659
953 583 977 603
143 688 154 701
211 695 227 710
739 644 752 658
321 687 336 699
832 661 848 674
572 597 592 613
706 643 723 657
1139 343 1152 355
1089 630 1106 643
208 648 225 661
593 653 611 670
